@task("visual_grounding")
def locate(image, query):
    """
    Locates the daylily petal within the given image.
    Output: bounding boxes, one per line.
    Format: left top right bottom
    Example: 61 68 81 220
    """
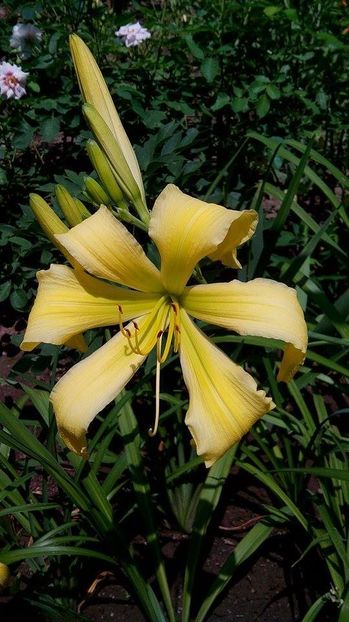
179 310 274 467
209 210 257 268
149 184 257 295
181 278 308 382
69 34 145 203
51 319 148 456
56 206 163 292
21 264 160 351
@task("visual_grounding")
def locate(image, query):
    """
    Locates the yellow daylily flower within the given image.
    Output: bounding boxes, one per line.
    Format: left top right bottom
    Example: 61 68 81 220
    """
21 184 307 466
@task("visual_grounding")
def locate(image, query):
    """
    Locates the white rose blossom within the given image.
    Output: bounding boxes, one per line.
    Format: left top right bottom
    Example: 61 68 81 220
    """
115 22 151 47
0 61 28 99
10 23 42 58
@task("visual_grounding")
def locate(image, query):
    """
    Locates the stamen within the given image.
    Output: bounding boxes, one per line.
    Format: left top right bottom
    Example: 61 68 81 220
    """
133 321 144 355
158 311 175 363
149 339 162 437
117 303 132 339
174 325 181 352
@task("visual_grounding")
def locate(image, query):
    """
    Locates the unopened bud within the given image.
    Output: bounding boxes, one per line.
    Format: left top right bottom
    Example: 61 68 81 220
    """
55 185 90 226
29 194 76 265
84 176 111 206
0 563 10 589
69 34 145 203
86 140 126 206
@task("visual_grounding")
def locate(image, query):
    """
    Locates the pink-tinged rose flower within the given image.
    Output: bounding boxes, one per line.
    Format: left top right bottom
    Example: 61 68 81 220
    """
0 61 28 99
10 23 42 58
115 22 151 47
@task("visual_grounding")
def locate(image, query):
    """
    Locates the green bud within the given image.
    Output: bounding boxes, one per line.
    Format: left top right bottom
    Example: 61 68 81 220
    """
86 139 126 206
84 176 111 206
55 185 90 226
29 193 76 265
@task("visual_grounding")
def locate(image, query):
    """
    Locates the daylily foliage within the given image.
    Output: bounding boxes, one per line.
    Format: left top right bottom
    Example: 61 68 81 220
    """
21 36 307 466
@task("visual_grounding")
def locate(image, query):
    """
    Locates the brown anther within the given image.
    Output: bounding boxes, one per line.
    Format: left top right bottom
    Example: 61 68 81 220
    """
175 325 181 333
117 304 123 313
170 303 177 314
133 321 139 330
124 328 131 337
157 330 163 339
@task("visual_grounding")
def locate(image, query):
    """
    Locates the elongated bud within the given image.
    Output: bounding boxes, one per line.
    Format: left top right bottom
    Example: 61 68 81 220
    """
0 562 10 589
55 185 90 226
29 194 76 265
83 104 138 201
83 104 149 224
30 192 68 243
86 139 126 206
84 176 111 206
69 34 145 204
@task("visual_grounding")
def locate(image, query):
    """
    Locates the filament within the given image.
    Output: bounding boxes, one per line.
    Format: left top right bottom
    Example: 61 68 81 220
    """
149 339 162 437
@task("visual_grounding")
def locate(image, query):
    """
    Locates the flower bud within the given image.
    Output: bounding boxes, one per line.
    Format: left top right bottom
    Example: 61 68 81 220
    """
69 34 145 204
55 185 90 226
84 176 111 206
86 139 126 206
0 562 10 589
29 194 76 265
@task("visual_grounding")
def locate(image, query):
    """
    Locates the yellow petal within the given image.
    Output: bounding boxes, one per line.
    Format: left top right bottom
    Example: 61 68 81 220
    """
56 206 163 292
69 35 145 203
209 210 257 268
179 310 274 467
21 264 160 351
181 278 308 382
149 185 257 295
50 319 149 456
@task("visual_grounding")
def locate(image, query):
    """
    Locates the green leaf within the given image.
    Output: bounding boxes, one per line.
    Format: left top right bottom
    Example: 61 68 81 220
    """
231 97 249 113
182 447 236 622
300 593 331 622
21 386 50 426
247 131 349 226
211 93 230 111
0 280 11 302
40 117 61 143
118 398 176 622
28 81 40 93
264 6 281 17
256 94 270 118
0 167 7 185
10 289 28 310
184 35 205 60
266 84 281 99
13 123 34 150
196 522 273 621
200 57 219 83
